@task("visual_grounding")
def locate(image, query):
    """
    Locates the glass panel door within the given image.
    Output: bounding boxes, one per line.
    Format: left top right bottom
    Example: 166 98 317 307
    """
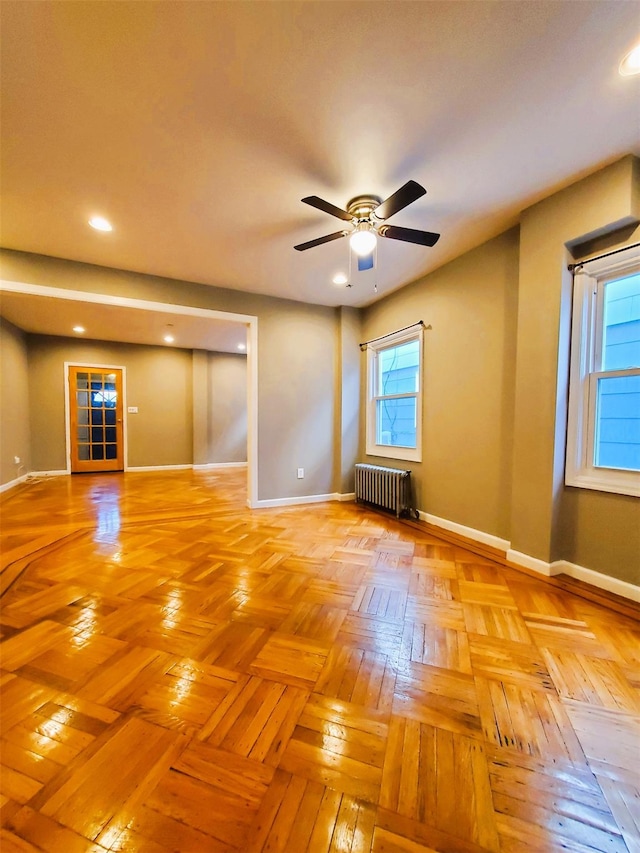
69 366 124 473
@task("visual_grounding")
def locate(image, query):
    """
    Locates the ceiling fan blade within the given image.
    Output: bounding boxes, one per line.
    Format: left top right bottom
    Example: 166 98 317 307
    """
294 230 347 251
373 180 426 221
301 196 353 222
379 225 440 247
358 251 375 272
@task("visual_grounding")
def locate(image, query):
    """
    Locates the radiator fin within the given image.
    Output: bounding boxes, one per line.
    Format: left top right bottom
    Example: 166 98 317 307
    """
354 463 410 518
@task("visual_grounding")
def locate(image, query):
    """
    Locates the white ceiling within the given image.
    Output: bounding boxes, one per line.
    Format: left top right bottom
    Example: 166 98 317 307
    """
1 0 639 335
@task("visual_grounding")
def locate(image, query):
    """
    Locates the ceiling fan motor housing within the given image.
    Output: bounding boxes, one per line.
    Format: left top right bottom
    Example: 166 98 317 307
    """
346 195 382 223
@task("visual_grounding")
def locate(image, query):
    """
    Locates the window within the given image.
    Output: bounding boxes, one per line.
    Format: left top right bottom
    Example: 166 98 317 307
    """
566 245 640 496
366 327 423 462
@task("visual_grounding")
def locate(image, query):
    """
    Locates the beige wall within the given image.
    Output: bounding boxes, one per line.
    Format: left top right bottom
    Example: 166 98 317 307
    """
27 336 193 470
257 302 336 498
336 307 361 495
0 250 342 501
206 352 247 465
513 155 639 583
363 229 519 541
0 318 31 485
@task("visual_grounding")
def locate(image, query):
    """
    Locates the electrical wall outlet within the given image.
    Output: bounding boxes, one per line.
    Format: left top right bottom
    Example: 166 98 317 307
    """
14 456 21 464
297 468 304 479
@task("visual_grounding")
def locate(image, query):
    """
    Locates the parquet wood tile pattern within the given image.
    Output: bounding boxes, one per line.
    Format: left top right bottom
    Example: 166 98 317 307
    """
1 469 639 852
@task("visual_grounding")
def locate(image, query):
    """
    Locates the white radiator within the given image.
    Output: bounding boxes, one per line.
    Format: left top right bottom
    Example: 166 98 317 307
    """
354 463 411 518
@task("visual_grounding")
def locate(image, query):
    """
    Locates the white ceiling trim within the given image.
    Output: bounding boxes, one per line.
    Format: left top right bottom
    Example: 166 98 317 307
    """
0 279 254 326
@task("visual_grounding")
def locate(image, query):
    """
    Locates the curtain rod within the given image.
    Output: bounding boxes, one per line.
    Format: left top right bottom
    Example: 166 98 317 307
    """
359 320 426 351
568 242 640 272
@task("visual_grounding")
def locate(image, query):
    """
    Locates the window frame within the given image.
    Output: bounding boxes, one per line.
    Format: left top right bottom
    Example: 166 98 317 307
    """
366 327 423 463
565 245 640 497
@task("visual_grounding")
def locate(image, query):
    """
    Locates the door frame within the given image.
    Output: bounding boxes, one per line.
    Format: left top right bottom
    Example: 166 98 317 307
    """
0 280 258 506
64 361 128 474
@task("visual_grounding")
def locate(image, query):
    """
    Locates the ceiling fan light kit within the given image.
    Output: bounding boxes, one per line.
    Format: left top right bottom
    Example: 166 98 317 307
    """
350 223 377 256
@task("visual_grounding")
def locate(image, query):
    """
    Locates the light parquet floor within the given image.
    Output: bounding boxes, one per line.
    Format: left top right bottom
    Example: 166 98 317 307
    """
0 469 638 853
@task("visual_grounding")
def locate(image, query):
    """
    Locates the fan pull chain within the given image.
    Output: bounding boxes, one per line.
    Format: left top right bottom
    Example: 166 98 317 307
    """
374 241 378 293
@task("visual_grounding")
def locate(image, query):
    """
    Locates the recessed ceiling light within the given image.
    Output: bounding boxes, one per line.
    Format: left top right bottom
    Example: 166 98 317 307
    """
332 273 348 285
73 325 85 333
237 343 246 351
619 42 640 76
163 334 175 344
88 216 113 232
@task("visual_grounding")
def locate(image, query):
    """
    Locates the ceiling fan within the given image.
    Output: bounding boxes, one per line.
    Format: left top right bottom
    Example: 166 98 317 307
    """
293 180 440 270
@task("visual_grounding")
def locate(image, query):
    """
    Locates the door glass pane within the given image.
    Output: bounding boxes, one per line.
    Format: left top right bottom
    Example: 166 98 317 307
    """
91 445 104 461
92 427 104 443
78 445 90 461
91 409 104 425
378 341 419 395
105 409 116 425
594 374 640 471
91 373 103 382
77 374 89 390
77 426 89 442
603 273 640 370
105 427 117 442
76 391 89 407
105 444 117 460
376 397 417 448
78 409 89 425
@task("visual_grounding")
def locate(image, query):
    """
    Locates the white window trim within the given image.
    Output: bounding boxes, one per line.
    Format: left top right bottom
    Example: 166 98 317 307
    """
366 326 423 463
566 245 640 497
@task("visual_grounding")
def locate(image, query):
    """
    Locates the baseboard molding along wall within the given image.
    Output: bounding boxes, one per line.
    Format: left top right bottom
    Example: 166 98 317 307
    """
0 473 29 494
193 462 248 470
126 464 193 472
419 510 510 553
251 492 352 509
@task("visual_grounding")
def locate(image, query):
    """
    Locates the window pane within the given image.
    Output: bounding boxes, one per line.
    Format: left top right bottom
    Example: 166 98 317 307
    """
603 273 640 370
376 397 417 448
594 374 640 471
379 340 419 395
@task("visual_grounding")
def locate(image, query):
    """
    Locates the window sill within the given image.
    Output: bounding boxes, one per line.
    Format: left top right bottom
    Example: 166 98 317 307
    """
366 443 421 463
565 470 640 498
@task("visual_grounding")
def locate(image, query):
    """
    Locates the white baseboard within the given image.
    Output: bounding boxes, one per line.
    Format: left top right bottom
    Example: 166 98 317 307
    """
193 462 247 470
507 548 557 577
126 464 192 472
27 469 69 478
251 492 350 509
420 511 510 553
337 492 355 502
551 559 640 603
0 473 29 493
